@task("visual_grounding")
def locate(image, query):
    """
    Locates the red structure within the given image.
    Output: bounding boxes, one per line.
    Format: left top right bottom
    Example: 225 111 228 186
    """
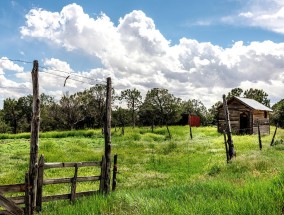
188 115 200 127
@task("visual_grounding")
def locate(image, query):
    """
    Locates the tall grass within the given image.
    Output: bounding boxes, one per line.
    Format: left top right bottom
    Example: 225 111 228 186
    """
0 126 284 214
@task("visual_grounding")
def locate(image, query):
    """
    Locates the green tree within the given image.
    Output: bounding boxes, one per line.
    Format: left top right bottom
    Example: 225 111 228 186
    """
140 88 181 138
271 99 284 128
40 93 59 131
227 88 243 100
181 99 209 125
59 92 83 130
112 106 130 135
208 101 223 126
0 109 11 133
2 98 31 133
120 88 142 128
244 88 270 107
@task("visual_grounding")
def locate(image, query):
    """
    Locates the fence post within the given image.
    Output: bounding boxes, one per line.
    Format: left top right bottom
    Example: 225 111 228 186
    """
112 154 118 191
70 164 78 202
189 115 193 140
25 172 31 215
222 95 236 160
99 156 106 193
36 155 44 212
271 124 278 146
257 120 262 150
223 131 229 163
29 60 40 214
103 77 112 194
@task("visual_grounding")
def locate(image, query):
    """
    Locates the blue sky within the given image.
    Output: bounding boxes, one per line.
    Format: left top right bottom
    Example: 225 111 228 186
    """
0 0 284 108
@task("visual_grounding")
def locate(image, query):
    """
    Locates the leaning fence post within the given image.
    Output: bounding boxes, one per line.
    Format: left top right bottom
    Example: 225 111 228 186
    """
29 60 40 214
223 130 229 163
112 154 118 191
189 115 193 140
36 155 44 212
271 124 278 146
222 95 236 160
257 120 262 150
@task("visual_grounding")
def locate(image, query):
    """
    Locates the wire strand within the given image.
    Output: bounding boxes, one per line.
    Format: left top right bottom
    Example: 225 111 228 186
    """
0 58 33 64
2 58 107 86
39 71 92 85
39 65 98 82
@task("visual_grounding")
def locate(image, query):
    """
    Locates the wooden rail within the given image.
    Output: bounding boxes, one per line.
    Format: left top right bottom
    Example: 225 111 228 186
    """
0 174 30 215
36 155 105 212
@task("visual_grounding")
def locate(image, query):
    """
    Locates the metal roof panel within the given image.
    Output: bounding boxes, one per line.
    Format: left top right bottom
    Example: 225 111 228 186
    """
234 97 273 111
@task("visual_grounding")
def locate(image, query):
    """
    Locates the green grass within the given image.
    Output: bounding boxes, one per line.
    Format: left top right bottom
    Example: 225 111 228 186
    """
0 126 284 214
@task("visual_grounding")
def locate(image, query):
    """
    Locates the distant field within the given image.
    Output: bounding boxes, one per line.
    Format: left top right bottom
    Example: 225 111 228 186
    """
0 126 284 215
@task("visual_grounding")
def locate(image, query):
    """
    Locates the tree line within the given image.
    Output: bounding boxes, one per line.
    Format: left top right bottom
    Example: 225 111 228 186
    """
0 85 283 134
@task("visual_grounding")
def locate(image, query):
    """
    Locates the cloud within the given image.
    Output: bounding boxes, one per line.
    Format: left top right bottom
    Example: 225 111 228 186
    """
0 58 31 107
9 3 284 108
223 0 284 34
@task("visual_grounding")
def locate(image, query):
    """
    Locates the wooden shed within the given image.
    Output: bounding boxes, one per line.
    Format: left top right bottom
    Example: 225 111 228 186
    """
218 96 273 135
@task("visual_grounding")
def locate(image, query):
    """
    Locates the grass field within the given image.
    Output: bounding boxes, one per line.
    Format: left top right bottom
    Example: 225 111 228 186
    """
0 126 284 214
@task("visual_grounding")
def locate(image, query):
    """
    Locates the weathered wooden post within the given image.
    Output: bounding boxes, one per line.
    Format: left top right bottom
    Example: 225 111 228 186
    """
222 95 236 160
257 120 262 150
70 164 78 202
103 77 112 194
25 172 31 215
271 124 278 146
112 154 118 191
29 60 40 214
223 130 229 163
36 155 44 212
189 115 193 140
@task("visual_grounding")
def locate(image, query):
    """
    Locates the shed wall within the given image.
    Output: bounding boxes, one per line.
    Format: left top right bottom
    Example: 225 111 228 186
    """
218 99 271 135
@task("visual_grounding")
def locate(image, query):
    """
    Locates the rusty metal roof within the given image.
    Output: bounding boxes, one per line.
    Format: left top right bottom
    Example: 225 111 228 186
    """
234 97 273 111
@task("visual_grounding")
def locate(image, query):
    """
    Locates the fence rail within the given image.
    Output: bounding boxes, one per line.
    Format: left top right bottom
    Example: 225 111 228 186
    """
35 155 105 212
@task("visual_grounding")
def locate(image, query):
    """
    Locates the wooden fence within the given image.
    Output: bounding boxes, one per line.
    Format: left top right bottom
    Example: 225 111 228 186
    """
0 154 118 214
0 63 115 215
0 173 30 215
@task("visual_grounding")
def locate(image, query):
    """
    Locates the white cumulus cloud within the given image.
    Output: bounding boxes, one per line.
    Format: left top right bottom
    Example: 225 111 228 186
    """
13 3 284 107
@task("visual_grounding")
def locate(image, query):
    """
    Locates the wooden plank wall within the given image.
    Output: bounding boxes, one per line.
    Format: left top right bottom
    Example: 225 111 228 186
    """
218 100 251 134
252 110 270 134
218 102 270 135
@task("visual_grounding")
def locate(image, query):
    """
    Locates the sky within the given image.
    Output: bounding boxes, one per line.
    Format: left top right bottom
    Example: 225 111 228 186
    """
0 0 284 109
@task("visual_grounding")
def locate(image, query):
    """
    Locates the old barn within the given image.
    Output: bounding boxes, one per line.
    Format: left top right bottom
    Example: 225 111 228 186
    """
218 96 273 135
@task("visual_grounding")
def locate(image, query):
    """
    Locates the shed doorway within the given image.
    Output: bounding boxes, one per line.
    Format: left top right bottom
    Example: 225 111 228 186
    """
240 112 250 134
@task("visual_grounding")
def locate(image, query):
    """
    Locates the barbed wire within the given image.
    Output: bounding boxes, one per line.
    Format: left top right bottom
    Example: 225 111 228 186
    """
1 58 107 86
39 70 94 85
0 58 33 64
38 65 99 82
0 86 30 90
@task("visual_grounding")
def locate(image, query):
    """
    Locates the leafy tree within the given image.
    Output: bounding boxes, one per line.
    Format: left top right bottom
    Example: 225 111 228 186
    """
140 88 181 138
112 106 130 135
17 95 33 132
208 101 223 126
181 99 209 125
271 99 284 128
0 110 11 133
3 98 29 133
59 92 83 130
227 88 243 100
244 88 270 107
120 88 142 128
40 93 60 131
